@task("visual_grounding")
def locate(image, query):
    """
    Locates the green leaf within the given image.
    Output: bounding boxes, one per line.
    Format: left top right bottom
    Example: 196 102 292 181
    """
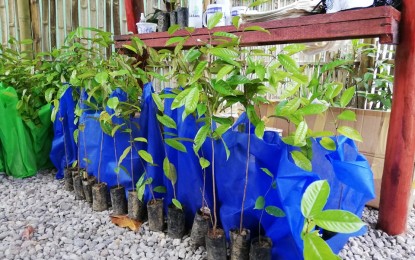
172 198 183 210
118 146 132 166
232 16 241 29
319 137 336 151
134 137 148 143
107 97 119 110
165 138 187 152
168 24 181 35
254 196 265 210
163 157 177 185
197 103 207 117
291 150 312 172
283 44 306 55
277 98 301 117
325 83 343 100
243 26 270 34
152 93 164 112
193 61 208 81
199 157 210 169
154 186 167 193
122 44 138 54
261 168 274 178
213 31 238 38
321 59 350 73
136 174 145 201
340 87 355 107
216 65 234 81
45 88 55 103
314 210 366 233
278 54 299 74
303 233 340 260
193 125 210 153
185 87 200 114
171 88 191 109
156 114 177 129
207 12 223 29
95 71 108 84
209 47 239 59
138 150 154 164
301 180 330 218
337 110 356 121
166 36 186 46
221 138 231 160
294 121 308 146
337 126 363 142
265 206 285 217
296 104 328 116
214 124 231 138
111 124 124 137
246 105 260 125
185 48 202 62
255 65 266 81
255 121 265 139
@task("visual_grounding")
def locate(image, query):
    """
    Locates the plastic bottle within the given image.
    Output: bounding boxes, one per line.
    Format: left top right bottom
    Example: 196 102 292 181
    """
139 13 146 23
188 0 203 28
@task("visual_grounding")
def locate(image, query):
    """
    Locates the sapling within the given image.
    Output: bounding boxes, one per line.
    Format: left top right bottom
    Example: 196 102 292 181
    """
253 168 285 241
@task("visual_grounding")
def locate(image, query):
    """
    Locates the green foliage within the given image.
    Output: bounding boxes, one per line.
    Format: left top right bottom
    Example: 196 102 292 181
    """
301 180 365 259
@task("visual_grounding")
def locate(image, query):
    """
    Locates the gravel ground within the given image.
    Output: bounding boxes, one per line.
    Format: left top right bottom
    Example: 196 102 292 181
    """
0 171 414 260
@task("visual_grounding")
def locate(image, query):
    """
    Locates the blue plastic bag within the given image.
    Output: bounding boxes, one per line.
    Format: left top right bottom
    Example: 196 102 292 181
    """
163 88 213 227
214 113 374 259
50 86 78 179
77 88 145 194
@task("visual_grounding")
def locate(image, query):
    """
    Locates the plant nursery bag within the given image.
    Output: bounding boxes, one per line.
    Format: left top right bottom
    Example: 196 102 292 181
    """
162 86 214 227
50 86 78 179
324 0 401 13
139 83 168 203
214 113 375 259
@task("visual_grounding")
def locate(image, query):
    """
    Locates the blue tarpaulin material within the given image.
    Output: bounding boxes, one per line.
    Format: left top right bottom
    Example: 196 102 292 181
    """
78 88 145 193
163 87 213 228
50 86 78 179
50 82 375 259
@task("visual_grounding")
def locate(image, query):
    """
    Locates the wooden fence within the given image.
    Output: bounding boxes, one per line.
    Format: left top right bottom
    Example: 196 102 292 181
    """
0 0 128 52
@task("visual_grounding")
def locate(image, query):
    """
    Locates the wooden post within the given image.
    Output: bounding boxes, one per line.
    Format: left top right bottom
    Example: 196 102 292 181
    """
378 0 415 235
30 0 41 53
124 0 136 34
114 0 121 35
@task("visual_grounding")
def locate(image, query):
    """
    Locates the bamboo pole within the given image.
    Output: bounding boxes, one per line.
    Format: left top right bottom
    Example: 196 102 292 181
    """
30 0 41 53
106 0 111 57
16 0 32 51
377 0 415 235
72 0 79 30
50 0 56 48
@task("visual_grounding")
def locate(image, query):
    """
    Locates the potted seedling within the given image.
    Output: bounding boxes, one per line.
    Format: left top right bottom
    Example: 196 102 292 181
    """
251 168 285 260
152 96 189 238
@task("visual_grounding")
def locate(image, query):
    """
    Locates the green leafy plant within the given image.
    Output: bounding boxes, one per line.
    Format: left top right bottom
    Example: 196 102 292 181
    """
254 168 285 239
301 180 365 259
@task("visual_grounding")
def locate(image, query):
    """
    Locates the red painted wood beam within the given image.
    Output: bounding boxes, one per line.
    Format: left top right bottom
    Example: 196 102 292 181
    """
378 0 415 235
114 6 400 49
125 0 137 34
